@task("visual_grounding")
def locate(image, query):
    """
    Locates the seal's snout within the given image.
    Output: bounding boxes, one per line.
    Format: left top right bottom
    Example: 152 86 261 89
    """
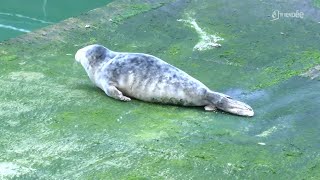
222 98 254 117
75 48 84 63
208 91 254 117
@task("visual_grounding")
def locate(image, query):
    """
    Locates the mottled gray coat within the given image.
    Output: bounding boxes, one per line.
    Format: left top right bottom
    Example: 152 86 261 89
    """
75 44 254 117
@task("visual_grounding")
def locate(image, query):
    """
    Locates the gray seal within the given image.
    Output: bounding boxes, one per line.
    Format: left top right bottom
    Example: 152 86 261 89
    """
75 44 254 117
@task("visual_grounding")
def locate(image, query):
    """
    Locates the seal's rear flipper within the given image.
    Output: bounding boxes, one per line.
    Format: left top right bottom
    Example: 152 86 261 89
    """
207 91 254 117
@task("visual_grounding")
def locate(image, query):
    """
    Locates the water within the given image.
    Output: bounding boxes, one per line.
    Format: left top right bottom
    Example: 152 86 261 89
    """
0 0 112 41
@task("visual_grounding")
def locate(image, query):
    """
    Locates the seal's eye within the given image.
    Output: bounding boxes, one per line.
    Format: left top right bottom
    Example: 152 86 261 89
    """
86 45 107 60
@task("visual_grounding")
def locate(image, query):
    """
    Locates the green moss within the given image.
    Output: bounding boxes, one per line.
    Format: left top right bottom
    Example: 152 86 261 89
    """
1 0 320 179
1 54 18 62
88 37 98 44
167 45 181 56
110 4 152 24
125 176 149 180
314 0 320 8
253 50 320 89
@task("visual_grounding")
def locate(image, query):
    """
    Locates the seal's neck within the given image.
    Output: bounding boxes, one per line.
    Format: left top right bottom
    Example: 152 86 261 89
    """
82 50 118 83
105 49 117 61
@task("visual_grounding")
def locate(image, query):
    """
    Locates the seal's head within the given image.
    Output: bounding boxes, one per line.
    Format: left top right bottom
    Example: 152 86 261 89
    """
216 97 254 117
209 92 254 117
75 44 116 70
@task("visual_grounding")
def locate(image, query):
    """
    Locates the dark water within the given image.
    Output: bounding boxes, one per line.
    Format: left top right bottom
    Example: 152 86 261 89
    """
0 0 112 41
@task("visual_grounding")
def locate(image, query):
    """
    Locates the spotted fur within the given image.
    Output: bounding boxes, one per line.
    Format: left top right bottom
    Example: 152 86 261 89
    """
75 44 254 117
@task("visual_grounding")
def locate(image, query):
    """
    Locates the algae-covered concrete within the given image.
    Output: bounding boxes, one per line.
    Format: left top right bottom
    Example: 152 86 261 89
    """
1 0 320 179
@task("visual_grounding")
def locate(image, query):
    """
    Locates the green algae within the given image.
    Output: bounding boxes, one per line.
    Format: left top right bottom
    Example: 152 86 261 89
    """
167 45 181 56
0 0 320 179
254 50 320 89
314 0 320 8
1 54 18 62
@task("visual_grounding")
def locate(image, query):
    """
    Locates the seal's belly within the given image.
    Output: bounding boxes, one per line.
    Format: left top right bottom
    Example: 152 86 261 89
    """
105 53 208 106
117 72 207 106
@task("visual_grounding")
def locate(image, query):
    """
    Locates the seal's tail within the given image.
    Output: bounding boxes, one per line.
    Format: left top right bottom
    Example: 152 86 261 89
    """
207 91 254 117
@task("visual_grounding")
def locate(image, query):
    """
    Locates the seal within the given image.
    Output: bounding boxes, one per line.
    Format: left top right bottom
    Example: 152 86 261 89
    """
75 44 254 117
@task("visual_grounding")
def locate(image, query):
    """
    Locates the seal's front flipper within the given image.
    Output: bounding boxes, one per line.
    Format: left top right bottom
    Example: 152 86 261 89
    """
204 105 217 111
103 84 131 102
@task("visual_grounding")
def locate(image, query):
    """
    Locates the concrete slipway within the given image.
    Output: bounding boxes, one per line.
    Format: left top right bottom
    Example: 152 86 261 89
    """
0 0 320 179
